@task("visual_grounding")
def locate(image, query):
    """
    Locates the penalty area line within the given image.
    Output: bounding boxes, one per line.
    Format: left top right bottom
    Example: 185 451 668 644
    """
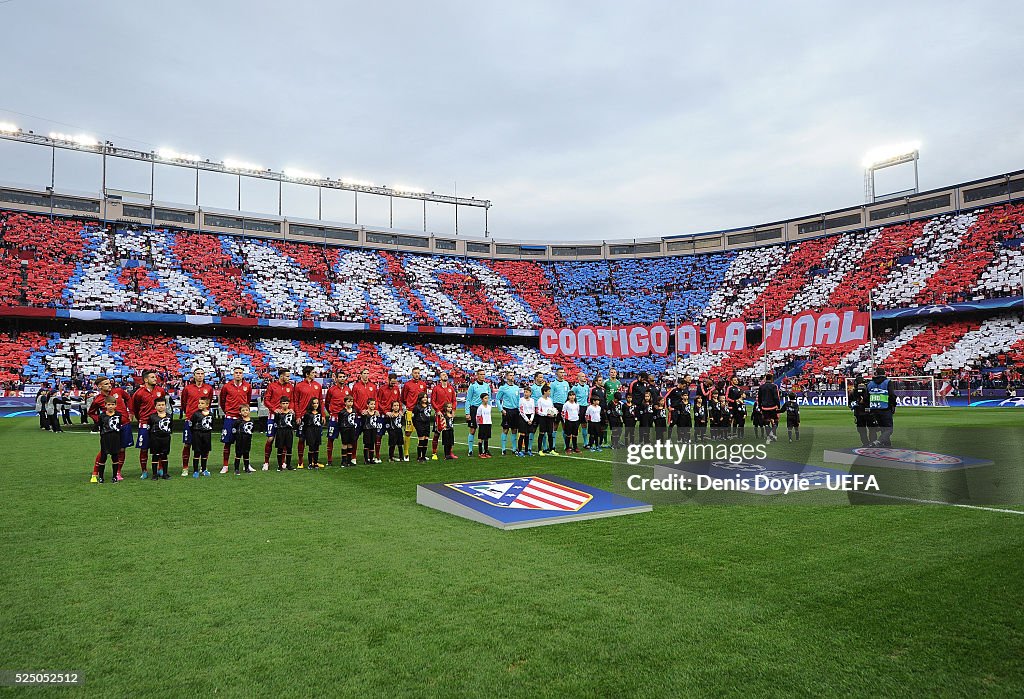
858 491 1024 516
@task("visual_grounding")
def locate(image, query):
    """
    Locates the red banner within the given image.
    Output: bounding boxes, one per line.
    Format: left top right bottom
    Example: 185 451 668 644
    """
538 307 870 358
539 324 672 358
760 307 869 351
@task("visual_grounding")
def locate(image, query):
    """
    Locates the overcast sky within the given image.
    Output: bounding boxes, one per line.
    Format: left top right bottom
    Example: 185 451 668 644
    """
1 0 1022 241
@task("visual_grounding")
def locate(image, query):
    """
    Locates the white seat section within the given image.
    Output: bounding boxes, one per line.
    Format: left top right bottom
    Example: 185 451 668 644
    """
234 239 336 320
871 213 977 308
332 250 410 324
44 333 124 377
176 336 257 377
377 342 438 380
68 227 218 314
785 227 883 313
925 316 1024 371
463 259 539 328
849 323 928 375
702 245 787 321
257 338 315 372
400 255 468 325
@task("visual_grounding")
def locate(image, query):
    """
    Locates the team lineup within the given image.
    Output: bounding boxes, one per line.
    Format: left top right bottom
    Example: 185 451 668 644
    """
82 359 900 483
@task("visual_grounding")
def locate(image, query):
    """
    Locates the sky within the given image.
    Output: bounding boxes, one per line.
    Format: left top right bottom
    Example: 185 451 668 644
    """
0 0 1022 242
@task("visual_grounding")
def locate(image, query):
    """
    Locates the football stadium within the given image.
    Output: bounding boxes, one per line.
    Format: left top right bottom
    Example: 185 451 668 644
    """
1 2 1023 696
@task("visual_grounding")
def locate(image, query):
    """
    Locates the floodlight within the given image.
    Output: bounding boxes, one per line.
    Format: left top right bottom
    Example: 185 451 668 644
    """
0 122 18 134
158 147 202 163
284 168 322 181
862 141 921 168
50 132 99 146
224 158 264 172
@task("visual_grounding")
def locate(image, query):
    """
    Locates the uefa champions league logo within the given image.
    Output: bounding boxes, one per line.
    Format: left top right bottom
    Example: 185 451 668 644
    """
712 461 765 472
854 447 962 465
998 396 1024 408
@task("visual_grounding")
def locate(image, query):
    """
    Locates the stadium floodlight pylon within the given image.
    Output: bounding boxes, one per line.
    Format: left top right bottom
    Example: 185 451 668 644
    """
844 375 941 407
863 141 921 203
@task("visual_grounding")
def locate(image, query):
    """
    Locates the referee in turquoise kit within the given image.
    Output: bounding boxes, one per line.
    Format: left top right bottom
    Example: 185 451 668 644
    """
464 369 491 456
495 375 521 455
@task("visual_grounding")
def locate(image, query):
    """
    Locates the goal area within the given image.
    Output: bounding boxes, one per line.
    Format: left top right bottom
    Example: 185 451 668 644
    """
844 375 943 407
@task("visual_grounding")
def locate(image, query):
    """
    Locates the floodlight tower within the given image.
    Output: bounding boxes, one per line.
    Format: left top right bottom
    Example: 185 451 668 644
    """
863 142 921 203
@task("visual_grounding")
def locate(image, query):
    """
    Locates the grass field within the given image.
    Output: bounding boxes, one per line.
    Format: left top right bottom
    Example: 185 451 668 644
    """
1 407 1023 697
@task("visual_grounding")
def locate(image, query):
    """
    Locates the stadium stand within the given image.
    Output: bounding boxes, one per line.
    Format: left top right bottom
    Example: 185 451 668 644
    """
2 203 1023 329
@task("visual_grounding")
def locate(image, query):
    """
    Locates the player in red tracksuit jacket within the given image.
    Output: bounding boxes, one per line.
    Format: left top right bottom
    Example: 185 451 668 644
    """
324 369 352 466
401 367 429 456
179 368 215 474
292 366 323 468
429 371 456 458
350 369 378 455
219 367 253 473
130 370 167 478
262 368 294 470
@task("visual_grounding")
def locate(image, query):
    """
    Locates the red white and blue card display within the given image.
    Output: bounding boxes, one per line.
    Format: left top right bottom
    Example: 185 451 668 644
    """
417 475 652 530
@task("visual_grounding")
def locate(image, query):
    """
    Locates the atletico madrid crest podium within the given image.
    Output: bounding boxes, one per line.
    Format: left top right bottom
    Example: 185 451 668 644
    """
417 475 652 530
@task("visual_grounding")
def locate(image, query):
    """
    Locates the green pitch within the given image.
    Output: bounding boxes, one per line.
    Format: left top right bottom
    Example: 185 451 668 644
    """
1 408 1022 697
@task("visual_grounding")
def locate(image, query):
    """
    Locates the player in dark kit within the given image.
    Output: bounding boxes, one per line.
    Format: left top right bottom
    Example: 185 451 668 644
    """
607 395 623 448
189 397 214 477
751 396 765 440
91 397 122 483
636 392 655 445
412 393 434 462
756 373 782 443
667 377 692 443
783 392 801 442
274 397 297 471
848 374 871 446
622 395 637 445
732 395 747 439
233 405 257 474
146 397 173 480
726 377 745 439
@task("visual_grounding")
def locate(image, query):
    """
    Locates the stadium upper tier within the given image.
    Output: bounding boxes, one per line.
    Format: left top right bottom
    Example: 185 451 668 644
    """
1 197 1022 329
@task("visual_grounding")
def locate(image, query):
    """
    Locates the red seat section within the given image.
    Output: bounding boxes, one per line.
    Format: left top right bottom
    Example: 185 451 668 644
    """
880 320 980 376
436 272 506 328
0 212 91 307
744 235 842 320
110 335 182 377
172 232 257 316
0 331 49 384
827 221 925 309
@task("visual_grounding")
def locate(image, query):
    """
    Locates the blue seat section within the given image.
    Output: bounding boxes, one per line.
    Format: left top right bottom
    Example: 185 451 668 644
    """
542 252 735 328
543 262 610 327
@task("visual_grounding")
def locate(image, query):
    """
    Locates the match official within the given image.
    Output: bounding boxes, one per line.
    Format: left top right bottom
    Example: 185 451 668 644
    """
866 368 897 447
